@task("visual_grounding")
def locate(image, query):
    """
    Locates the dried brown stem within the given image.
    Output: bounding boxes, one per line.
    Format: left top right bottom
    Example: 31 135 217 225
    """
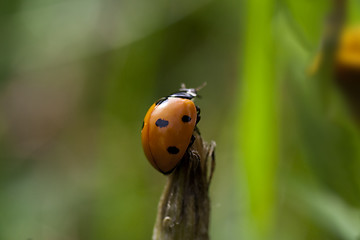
152 130 216 240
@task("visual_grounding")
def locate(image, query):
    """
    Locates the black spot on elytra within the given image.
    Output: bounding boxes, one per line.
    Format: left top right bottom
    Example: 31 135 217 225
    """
167 146 179 154
155 118 169 128
182 115 191 122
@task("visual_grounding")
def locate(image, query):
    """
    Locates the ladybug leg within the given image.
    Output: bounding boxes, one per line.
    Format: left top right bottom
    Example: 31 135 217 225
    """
187 124 201 151
183 134 196 162
187 126 199 149
188 134 196 148
196 105 201 124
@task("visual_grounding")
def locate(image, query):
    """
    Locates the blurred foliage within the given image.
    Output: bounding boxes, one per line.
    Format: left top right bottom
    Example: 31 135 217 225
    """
0 0 360 239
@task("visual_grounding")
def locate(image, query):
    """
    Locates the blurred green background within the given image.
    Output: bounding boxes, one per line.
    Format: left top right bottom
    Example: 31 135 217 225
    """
1 0 360 239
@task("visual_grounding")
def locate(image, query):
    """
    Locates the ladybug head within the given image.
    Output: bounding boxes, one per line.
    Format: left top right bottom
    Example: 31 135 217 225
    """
175 82 207 99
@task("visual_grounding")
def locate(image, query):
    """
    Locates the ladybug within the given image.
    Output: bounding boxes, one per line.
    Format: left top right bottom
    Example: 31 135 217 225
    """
141 84 205 174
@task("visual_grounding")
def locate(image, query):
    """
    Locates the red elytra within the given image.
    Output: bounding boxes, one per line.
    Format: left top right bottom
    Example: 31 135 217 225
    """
141 97 197 174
